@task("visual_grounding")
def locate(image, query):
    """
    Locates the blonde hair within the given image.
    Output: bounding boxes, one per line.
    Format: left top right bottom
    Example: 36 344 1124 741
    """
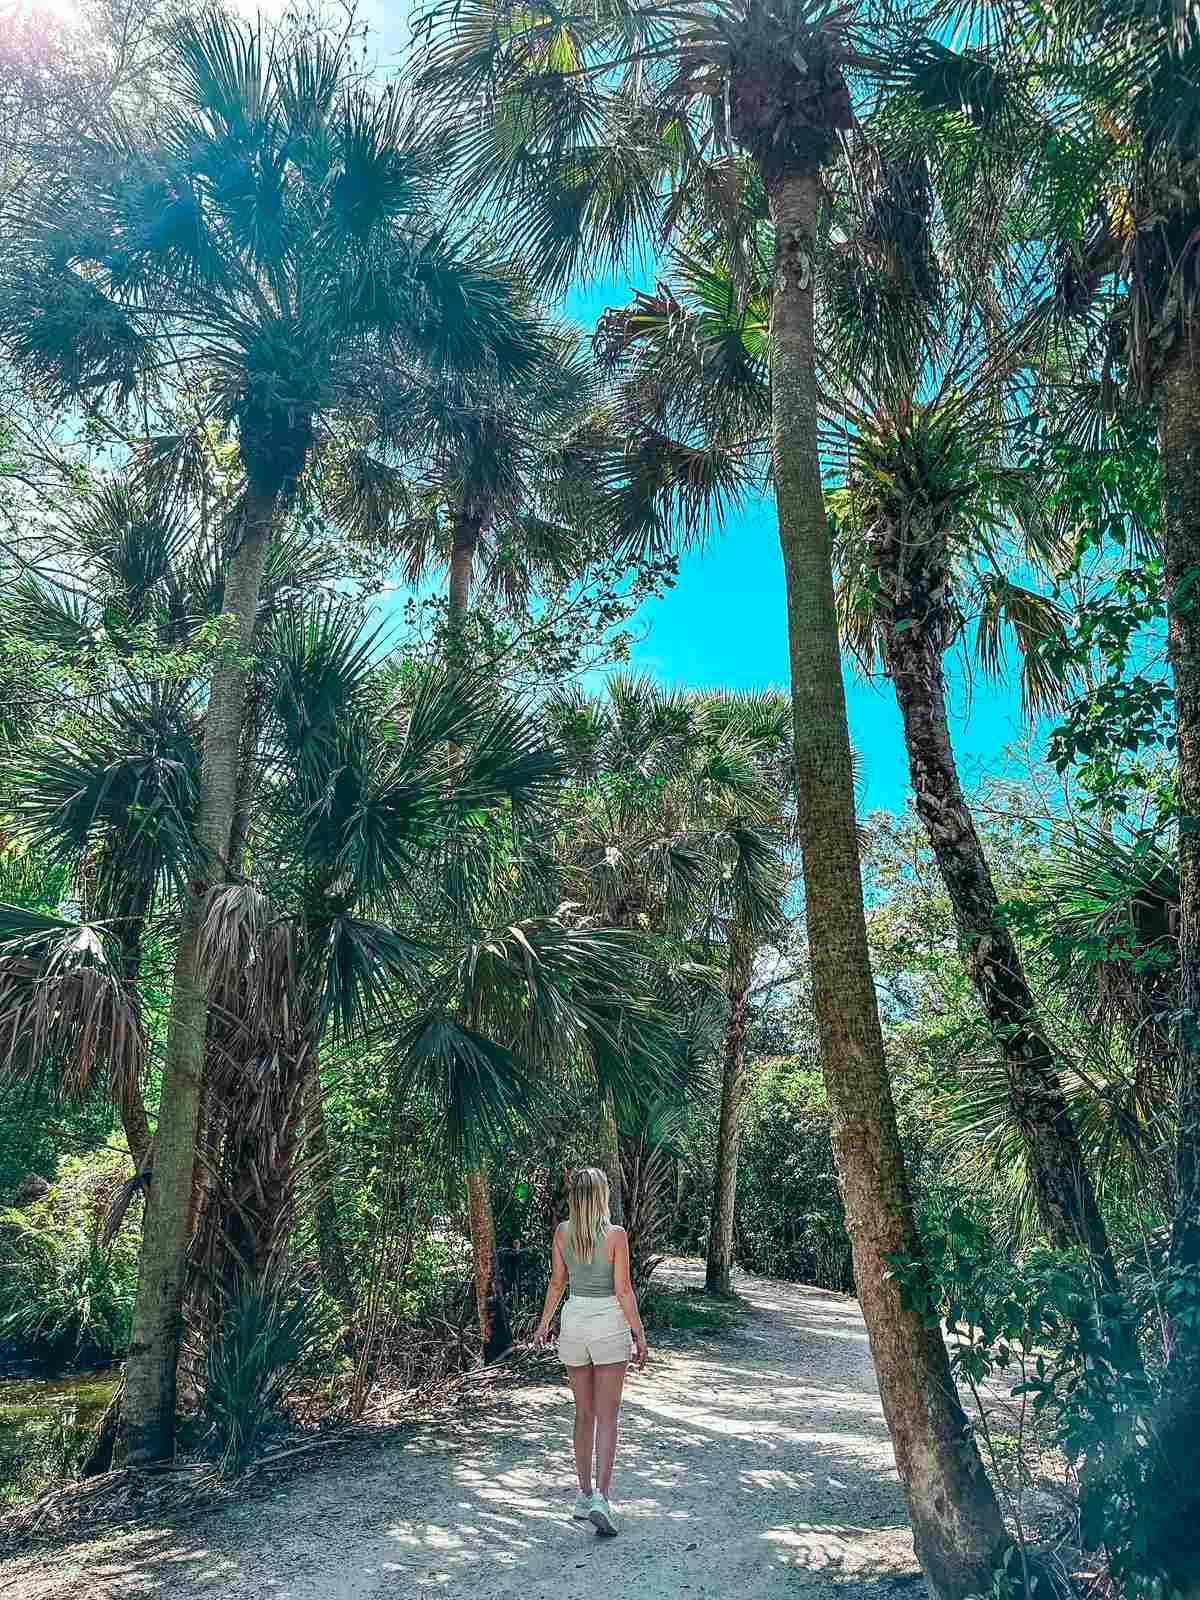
566 1167 610 1262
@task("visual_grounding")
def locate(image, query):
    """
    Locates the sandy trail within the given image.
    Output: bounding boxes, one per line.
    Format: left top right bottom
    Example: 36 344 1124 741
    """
4 1264 925 1599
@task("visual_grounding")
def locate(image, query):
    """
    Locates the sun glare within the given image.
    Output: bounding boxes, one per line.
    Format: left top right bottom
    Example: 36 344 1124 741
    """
18 0 82 27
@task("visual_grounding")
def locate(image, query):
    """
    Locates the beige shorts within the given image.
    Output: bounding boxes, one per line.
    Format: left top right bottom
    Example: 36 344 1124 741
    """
558 1294 632 1367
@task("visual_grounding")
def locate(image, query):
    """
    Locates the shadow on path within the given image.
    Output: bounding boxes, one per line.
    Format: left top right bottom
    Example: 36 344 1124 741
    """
14 1264 923 1600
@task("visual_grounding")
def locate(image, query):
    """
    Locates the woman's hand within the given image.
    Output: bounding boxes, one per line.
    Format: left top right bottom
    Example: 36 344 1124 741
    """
631 1329 648 1370
533 1321 553 1350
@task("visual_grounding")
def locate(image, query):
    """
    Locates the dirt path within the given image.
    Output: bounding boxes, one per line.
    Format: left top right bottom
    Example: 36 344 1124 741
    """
3 1264 925 1600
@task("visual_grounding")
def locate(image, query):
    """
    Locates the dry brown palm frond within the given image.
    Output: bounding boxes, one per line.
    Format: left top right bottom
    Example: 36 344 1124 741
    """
199 883 277 990
188 888 324 1344
200 884 294 1034
621 1128 677 1292
0 941 143 1106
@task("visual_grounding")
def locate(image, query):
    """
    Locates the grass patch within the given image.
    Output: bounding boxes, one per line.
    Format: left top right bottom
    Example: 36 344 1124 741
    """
640 1287 739 1334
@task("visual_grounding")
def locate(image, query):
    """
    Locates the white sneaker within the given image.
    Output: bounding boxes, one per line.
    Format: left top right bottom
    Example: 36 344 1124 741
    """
589 1493 617 1535
573 1492 592 1520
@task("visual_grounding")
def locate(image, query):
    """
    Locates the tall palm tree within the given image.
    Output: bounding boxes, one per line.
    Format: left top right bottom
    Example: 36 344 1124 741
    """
415 9 1011 1584
384 323 620 661
396 325 635 1329
0 11 546 1465
694 691 793 1295
829 389 1128 1269
816 142 1129 1290
0 475 340 1159
602 187 1127 1289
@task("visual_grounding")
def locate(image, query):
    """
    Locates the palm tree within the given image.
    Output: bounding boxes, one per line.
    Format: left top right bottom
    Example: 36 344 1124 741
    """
828 388 1130 1266
0 10 546 1465
549 674 702 1218
388 323 636 1326
1032 4 1200 1499
889 5 1200 1567
213 598 680 1359
0 470 362 1165
814 139 1130 1287
415 8 1012 1580
383 322 620 663
693 691 793 1295
190 630 556 1301
602 180 1127 1290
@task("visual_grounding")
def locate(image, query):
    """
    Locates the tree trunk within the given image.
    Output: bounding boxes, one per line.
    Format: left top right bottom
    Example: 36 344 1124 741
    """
597 1090 624 1226
307 1063 356 1323
1157 347 1200 1569
115 479 280 1467
186 697 258 1253
465 1163 510 1361
225 679 262 887
766 168 1008 1600
447 505 482 643
118 1091 152 1171
882 560 1119 1276
706 929 753 1295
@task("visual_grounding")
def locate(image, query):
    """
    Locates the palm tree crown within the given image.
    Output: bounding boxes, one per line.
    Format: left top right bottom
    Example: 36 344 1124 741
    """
0 12 545 503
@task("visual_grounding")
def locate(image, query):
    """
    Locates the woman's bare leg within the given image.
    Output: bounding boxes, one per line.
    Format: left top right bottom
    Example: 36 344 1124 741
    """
565 1363 596 1494
592 1361 628 1497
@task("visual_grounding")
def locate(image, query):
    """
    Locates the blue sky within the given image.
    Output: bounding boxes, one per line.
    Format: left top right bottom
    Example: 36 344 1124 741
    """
564 278 1028 816
254 0 1035 815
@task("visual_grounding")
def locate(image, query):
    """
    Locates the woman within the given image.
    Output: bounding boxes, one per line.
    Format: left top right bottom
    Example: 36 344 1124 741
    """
534 1167 648 1536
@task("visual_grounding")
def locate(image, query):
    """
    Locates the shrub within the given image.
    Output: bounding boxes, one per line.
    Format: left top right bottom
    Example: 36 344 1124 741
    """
201 1271 337 1470
0 1156 138 1370
890 1208 1195 1599
726 1062 854 1291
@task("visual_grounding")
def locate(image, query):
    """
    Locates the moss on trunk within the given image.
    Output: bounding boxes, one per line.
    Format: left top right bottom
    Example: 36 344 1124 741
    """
1157 347 1200 1568
765 166 1008 1600
115 478 281 1467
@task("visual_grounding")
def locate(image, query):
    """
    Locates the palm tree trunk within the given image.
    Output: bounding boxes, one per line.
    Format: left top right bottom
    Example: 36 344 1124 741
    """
706 929 753 1295
883 581 1119 1274
465 1164 499 1347
1157 347 1200 1550
447 505 482 645
182 692 261 1263
113 882 154 1168
766 167 1008 1600
448 501 513 1361
118 1093 152 1171
115 479 280 1467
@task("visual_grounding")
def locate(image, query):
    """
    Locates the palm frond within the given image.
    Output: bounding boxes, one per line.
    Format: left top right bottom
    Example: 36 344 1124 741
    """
391 1010 543 1164
319 915 430 1041
0 910 143 1105
972 575 1075 717
11 681 204 895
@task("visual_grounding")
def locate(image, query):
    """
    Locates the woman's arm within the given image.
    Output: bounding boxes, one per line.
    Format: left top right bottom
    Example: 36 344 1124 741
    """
611 1227 648 1369
534 1224 568 1347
